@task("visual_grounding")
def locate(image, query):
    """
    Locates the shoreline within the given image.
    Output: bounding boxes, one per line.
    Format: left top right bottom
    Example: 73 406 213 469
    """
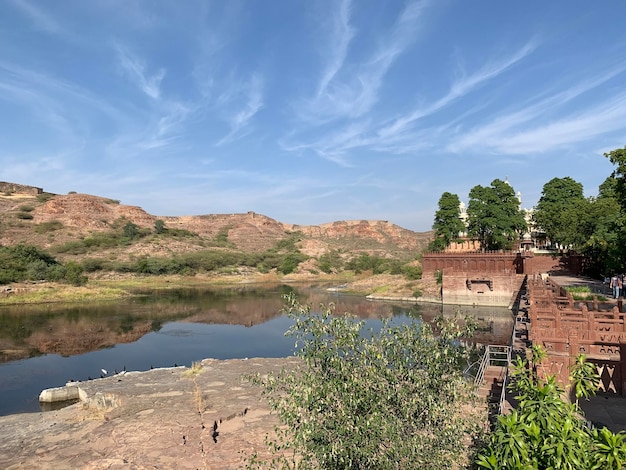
0 271 430 306
0 357 297 469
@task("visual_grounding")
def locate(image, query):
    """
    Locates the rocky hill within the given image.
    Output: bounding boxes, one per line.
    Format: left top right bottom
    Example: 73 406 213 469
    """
0 184 432 265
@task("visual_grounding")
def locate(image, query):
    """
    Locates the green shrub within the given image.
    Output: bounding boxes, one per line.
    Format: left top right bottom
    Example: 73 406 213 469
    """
81 258 106 272
123 221 139 239
34 220 63 233
279 252 308 274
318 250 344 274
36 192 54 203
154 219 165 234
64 261 87 286
476 347 626 470
212 226 234 247
16 212 33 220
402 264 423 280
19 205 34 212
247 295 484 469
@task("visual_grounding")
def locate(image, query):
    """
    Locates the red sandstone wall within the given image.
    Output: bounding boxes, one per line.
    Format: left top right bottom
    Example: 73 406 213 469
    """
422 252 522 276
524 254 563 275
443 274 525 307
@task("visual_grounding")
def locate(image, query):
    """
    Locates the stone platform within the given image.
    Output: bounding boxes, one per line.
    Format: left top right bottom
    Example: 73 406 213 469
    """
0 357 299 469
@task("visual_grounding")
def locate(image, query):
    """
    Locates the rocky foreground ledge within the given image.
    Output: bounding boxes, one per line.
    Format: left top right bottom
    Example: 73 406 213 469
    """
0 358 299 470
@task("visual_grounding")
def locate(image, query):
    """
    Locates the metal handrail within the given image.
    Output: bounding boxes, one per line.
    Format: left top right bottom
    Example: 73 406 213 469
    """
497 344 512 414
473 344 512 415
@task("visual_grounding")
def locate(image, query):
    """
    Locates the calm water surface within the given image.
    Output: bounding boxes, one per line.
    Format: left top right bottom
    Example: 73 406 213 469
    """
0 284 513 416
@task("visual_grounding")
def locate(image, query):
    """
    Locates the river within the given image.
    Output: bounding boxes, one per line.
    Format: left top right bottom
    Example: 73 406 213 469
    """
0 283 513 416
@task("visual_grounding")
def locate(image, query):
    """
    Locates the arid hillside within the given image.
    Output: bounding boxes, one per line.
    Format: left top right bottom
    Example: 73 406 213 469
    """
0 184 432 265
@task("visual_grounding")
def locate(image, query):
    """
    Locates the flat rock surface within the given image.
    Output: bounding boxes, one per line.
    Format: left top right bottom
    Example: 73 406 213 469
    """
0 358 299 469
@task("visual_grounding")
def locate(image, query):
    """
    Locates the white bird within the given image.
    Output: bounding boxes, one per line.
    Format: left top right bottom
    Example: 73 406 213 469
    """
101 369 108 376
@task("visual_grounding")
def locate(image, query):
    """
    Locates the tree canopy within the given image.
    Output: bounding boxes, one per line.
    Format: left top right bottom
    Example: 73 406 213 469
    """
467 179 526 251
248 295 485 469
532 177 586 249
429 192 465 251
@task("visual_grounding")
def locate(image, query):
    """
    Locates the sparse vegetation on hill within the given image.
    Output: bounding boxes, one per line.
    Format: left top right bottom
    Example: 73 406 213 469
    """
0 189 430 287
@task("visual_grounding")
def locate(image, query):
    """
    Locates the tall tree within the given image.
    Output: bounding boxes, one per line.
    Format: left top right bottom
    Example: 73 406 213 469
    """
467 179 526 251
600 147 626 272
604 146 626 209
532 177 586 249
429 192 465 251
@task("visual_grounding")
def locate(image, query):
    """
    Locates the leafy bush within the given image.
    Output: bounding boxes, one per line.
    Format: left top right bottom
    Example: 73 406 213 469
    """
16 212 33 220
19 205 34 212
53 232 123 254
279 252 308 274
0 244 86 285
272 232 303 252
34 220 63 233
317 250 344 274
247 295 484 469
123 221 139 239
154 219 165 234
402 264 422 280
476 346 626 470
36 192 54 203
211 226 234 247
63 261 88 286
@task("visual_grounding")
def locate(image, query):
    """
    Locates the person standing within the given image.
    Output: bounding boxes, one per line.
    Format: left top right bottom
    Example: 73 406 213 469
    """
610 274 620 299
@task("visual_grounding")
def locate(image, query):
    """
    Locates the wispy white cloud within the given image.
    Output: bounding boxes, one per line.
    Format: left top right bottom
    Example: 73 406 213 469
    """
115 45 165 100
315 0 354 99
10 0 60 33
300 0 428 122
448 64 626 155
471 92 626 154
377 40 538 140
216 74 264 146
106 101 195 157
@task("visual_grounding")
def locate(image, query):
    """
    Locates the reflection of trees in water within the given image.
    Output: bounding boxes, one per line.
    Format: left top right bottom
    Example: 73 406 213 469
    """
0 285 300 362
0 285 514 364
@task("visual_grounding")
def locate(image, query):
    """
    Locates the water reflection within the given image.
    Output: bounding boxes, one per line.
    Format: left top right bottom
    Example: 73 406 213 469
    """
0 285 513 415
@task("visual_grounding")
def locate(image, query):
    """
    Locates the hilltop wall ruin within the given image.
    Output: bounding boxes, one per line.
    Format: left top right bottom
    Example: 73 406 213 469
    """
0 182 43 196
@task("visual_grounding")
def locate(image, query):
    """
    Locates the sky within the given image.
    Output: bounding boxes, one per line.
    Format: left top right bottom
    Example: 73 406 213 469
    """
1 1 625 232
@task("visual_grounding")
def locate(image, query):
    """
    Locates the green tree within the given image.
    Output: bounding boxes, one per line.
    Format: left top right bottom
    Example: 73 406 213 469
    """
63 261 88 286
533 177 586 249
123 221 139 239
476 346 626 470
600 147 626 273
604 146 626 209
247 295 485 469
154 219 165 234
580 186 623 276
467 179 526 251
429 192 465 251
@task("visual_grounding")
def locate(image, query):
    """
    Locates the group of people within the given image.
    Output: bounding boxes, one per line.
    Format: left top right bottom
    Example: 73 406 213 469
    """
609 274 625 299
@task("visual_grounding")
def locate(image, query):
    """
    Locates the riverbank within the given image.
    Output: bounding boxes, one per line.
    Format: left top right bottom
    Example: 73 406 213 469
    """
0 271 433 306
0 358 297 469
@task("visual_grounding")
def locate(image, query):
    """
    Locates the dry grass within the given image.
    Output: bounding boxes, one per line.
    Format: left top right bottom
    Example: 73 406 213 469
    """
183 361 204 378
0 284 131 305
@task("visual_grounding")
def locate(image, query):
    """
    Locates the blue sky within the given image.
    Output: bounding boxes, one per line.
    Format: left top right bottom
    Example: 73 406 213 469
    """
1 1 625 232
